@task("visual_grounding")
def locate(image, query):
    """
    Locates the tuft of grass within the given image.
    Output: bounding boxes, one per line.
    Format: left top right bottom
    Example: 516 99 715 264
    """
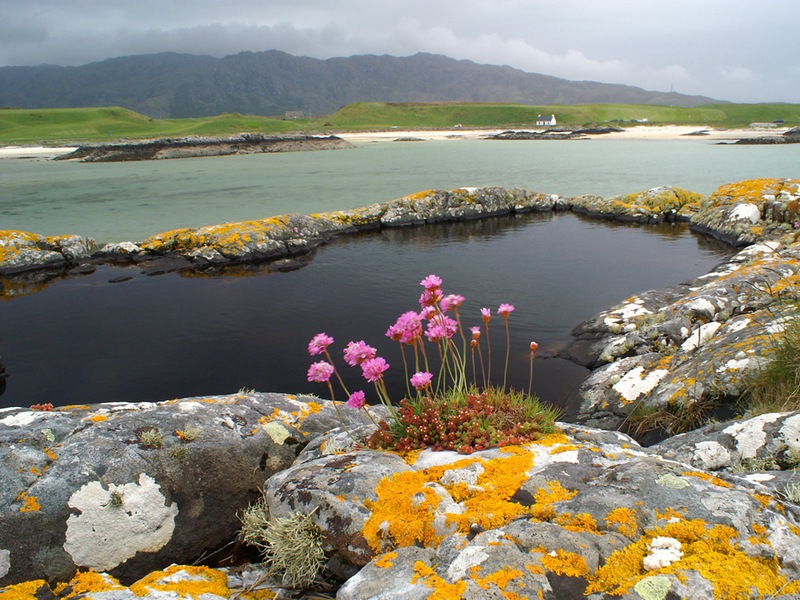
240 499 326 589
366 386 561 454
624 396 719 441
741 314 800 415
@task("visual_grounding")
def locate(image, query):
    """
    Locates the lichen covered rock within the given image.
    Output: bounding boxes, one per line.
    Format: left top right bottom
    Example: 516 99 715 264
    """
0 392 373 585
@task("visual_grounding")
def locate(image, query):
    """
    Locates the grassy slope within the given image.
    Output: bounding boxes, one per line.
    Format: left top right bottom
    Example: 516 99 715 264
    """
1 102 798 145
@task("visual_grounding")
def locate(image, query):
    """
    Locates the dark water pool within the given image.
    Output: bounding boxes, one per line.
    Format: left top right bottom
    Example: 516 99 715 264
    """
0 212 734 412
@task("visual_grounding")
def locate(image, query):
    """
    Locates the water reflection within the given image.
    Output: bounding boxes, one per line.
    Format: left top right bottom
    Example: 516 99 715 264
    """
0 212 734 410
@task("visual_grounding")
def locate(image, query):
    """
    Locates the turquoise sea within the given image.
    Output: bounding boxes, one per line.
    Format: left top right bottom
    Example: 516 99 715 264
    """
1 137 798 244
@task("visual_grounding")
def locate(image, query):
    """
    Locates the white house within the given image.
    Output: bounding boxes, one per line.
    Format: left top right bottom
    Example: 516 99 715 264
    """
536 114 557 127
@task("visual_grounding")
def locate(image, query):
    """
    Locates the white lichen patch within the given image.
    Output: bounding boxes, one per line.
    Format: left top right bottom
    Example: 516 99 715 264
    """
261 421 291 445
441 463 485 487
779 414 800 449
723 413 783 460
680 322 723 352
445 544 490 582
0 549 10 578
683 298 717 319
612 367 669 403
607 299 651 322
716 358 752 374
643 537 683 571
63 473 178 571
0 411 49 428
692 441 732 471
725 317 751 333
729 203 761 224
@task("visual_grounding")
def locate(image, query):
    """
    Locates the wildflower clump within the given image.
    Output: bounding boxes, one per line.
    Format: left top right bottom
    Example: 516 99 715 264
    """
305 274 559 454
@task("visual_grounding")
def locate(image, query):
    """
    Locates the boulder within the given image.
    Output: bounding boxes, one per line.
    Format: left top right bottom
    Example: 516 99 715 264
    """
0 392 374 586
262 424 800 599
567 240 800 434
0 230 97 275
571 186 703 223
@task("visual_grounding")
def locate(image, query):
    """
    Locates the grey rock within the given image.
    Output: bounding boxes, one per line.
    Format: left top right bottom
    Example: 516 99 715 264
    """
0 392 361 586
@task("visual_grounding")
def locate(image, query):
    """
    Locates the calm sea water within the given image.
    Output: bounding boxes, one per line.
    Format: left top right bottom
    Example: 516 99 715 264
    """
1 137 798 244
2 137 792 411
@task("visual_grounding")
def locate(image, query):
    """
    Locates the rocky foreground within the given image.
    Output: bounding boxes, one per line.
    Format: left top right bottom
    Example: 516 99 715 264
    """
3 178 800 598
52 133 353 162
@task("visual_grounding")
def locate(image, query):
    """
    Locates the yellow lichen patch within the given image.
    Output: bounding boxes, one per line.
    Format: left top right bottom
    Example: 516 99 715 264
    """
261 401 323 430
129 565 229 599
654 507 686 522
363 448 535 551
0 579 50 600
586 518 790 598
605 507 639 538
87 413 109 422
752 492 775 509
532 432 570 447
374 551 397 568
681 470 732 488
529 480 578 522
17 492 40 512
548 443 580 455
473 566 528 599
411 561 466 600
54 570 124 598
709 178 797 206
556 512 599 533
536 548 590 578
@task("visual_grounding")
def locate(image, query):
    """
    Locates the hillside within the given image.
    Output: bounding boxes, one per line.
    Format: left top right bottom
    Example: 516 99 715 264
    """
0 50 721 119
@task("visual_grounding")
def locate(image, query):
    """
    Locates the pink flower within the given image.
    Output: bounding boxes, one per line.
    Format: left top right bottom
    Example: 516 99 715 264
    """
498 303 515 318
425 314 458 342
361 357 390 382
386 311 423 344
343 340 377 366
410 371 433 390
420 305 436 320
439 294 465 312
420 274 442 290
470 326 481 340
480 307 492 323
307 332 334 356
307 361 334 383
530 341 539 353
419 288 443 308
347 390 366 409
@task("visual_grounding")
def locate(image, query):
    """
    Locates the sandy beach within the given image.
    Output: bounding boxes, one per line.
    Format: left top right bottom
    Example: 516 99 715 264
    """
336 125 788 144
0 125 788 159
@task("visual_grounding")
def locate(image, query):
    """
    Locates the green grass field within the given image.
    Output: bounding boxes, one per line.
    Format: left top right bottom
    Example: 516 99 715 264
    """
1 102 798 145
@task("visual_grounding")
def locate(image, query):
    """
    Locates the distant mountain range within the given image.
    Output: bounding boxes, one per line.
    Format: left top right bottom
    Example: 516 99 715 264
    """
0 50 722 119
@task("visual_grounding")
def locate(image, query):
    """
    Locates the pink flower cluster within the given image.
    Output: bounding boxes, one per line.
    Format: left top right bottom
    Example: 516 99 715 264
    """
305 274 534 414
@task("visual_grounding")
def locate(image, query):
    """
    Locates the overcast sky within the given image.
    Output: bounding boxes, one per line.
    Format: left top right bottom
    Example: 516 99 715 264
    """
1 0 797 103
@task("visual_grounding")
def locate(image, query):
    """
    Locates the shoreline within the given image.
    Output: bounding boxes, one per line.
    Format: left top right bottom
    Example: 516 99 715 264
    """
0 125 790 159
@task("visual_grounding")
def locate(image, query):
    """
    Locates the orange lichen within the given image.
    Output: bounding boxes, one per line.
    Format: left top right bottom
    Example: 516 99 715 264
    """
752 492 775 509
54 570 124 598
536 548 590 578
681 471 732 488
362 448 535 552
374 551 397 568
654 507 686 522
129 565 229 598
556 512 599 533
0 580 50 600
17 493 40 513
586 518 790 598
87 414 109 422
473 566 528 599
411 561 466 600
605 507 638 538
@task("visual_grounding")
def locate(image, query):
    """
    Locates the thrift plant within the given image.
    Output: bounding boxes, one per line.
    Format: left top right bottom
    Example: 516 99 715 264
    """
306 274 559 453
